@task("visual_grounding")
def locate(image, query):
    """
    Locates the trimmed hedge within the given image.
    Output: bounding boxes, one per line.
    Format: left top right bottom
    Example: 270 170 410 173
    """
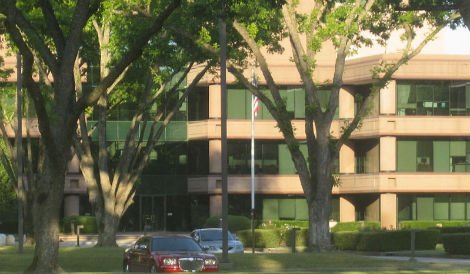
330 221 381 233
237 229 281 248
332 231 360 250
333 230 439 252
399 220 470 230
442 233 470 255
63 216 97 234
286 228 308 247
204 215 251 232
261 220 308 229
440 226 470 234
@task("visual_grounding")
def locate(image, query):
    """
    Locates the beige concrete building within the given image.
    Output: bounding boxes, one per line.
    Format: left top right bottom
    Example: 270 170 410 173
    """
2 24 469 231
186 26 470 229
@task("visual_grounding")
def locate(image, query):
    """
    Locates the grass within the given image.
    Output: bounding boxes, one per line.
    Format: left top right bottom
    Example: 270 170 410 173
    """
1 245 470 274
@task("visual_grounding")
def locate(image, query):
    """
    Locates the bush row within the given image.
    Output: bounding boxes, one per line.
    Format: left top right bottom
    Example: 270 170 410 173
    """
333 230 439 252
237 229 282 248
331 221 381 233
62 216 97 234
441 233 470 255
203 215 251 232
399 220 470 230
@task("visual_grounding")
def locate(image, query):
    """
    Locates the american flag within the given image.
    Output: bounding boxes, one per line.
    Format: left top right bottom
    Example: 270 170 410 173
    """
251 69 259 117
253 96 259 117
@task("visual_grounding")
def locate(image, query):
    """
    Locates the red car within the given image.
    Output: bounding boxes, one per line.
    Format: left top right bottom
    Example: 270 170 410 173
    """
123 235 219 272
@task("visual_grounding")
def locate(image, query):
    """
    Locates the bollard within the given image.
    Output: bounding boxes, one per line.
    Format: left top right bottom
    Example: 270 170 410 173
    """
76 225 84 247
290 228 300 253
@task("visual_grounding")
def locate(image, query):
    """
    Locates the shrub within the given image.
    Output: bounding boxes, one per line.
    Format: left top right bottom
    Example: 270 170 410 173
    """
332 231 360 250
441 233 470 255
355 232 382 251
380 231 412 251
63 216 97 234
330 221 380 233
399 220 470 230
440 226 470 234
203 215 251 232
415 229 440 250
334 230 439 252
237 229 281 248
260 220 308 229
285 228 308 247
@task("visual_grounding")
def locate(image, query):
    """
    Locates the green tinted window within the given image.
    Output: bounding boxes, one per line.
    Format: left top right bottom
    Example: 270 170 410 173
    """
416 197 433 220
263 199 279 220
434 195 449 220
279 199 296 220
397 140 416 172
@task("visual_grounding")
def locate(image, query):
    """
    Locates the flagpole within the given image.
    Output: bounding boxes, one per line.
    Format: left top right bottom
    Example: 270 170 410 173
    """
250 68 256 254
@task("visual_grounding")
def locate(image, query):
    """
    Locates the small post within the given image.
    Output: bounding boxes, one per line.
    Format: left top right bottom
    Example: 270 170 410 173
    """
76 225 84 247
409 230 416 261
291 228 299 253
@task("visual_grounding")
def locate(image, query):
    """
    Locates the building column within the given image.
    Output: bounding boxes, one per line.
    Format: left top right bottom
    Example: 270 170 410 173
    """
64 195 79 217
380 80 396 115
380 193 397 229
209 140 222 173
339 142 355 174
339 196 355 222
339 88 355 119
209 84 221 119
380 137 396 172
209 195 222 217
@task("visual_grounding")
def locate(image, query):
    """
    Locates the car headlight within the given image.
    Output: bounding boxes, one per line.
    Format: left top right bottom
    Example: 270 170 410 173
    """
162 258 177 265
204 258 217 266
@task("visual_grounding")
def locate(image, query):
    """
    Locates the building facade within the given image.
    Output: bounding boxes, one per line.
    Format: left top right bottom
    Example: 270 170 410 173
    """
2 25 470 232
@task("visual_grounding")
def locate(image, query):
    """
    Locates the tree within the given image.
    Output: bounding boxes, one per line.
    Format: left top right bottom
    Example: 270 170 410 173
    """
0 0 181 273
220 0 459 250
70 1 215 247
235 1 460 250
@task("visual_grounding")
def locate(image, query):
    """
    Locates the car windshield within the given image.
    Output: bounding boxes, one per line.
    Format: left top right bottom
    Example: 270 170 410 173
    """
151 237 203 252
199 230 234 241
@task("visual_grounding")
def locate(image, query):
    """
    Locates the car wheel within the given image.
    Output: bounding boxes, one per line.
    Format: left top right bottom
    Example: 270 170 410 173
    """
150 264 157 272
123 261 130 272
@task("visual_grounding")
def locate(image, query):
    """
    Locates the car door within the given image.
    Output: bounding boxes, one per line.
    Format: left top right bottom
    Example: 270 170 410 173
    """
127 240 142 272
135 238 149 272
139 238 154 271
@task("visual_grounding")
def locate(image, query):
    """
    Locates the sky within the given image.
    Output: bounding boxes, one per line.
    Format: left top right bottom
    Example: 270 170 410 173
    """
349 26 470 59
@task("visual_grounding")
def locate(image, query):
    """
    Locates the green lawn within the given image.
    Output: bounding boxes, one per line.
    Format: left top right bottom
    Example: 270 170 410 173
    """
1 245 470 274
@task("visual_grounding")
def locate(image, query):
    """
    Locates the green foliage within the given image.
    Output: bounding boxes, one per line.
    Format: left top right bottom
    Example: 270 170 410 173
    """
399 220 470 230
259 220 308 245
0 151 16 232
355 232 382 251
441 233 470 255
285 227 308 247
203 215 251 232
336 230 439 252
237 228 282 248
332 231 360 250
331 221 381 233
62 216 97 234
440 226 470 234
260 219 309 228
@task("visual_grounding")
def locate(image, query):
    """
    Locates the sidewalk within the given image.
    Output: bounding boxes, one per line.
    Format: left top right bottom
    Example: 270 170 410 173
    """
370 255 470 266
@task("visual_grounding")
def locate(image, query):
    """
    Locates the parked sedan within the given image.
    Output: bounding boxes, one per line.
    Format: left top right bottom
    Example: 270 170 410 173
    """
191 228 244 254
123 235 219 272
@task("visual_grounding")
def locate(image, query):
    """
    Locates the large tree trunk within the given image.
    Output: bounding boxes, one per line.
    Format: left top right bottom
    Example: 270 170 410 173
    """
311 126 334 251
96 209 119 247
25 161 65 273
